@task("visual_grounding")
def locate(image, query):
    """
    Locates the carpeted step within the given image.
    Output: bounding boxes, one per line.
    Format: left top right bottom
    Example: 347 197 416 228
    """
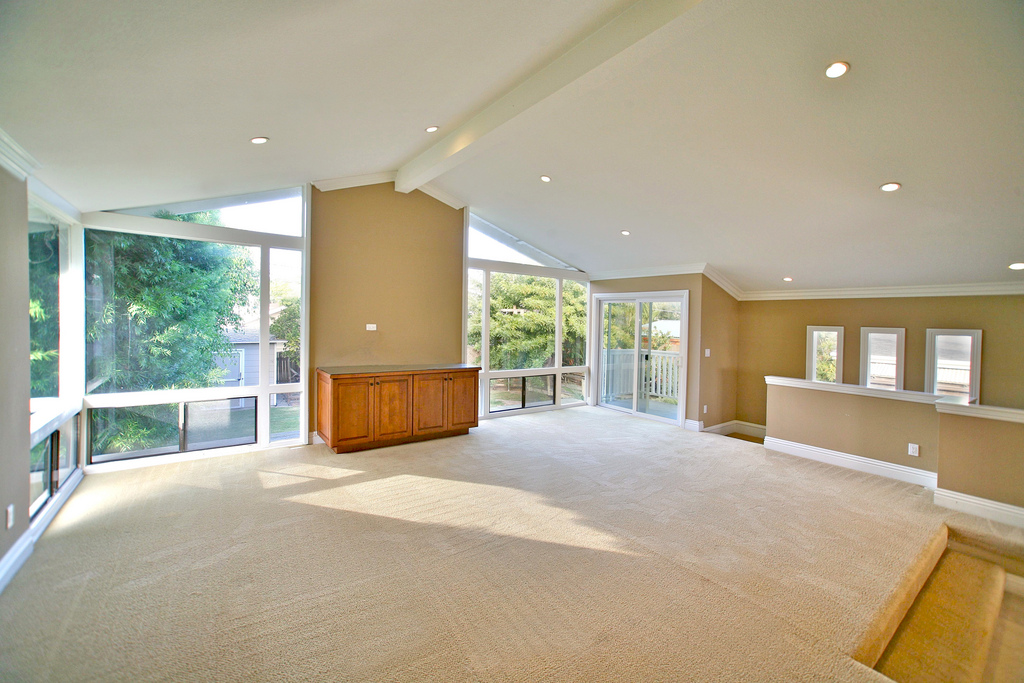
875 550 1006 683
854 523 949 667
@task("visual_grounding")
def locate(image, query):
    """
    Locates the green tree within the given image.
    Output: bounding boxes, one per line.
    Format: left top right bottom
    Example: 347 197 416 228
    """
28 224 61 397
270 298 301 365
815 333 837 382
85 221 259 393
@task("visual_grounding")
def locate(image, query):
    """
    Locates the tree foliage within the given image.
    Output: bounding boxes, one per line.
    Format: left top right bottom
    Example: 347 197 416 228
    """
29 225 61 397
270 298 301 364
467 273 588 370
85 220 259 393
814 333 837 382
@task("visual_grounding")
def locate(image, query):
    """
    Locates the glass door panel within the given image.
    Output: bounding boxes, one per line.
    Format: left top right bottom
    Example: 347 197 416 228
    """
600 302 636 411
637 301 681 420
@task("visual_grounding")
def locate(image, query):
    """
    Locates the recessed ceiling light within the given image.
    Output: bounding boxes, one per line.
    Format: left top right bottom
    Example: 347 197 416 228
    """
783 277 793 282
620 230 630 236
1010 263 1024 270
825 62 849 78
425 126 439 133
250 136 269 144
880 182 901 192
540 175 551 183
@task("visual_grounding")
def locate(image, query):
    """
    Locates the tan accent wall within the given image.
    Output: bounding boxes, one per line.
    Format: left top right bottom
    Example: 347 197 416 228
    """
766 385 939 472
738 295 1024 426
589 274 702 422
309 183 465 431
700 276 738 428
938 414 1024 508
0 168 30 556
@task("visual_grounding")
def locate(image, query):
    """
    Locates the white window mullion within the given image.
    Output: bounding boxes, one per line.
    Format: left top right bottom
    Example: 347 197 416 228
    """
481 269 491 416
299 183 313 444
554 278 563 406
258 244 271 446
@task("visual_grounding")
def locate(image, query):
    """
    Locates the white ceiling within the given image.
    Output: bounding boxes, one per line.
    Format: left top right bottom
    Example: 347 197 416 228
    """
2 0 1023 292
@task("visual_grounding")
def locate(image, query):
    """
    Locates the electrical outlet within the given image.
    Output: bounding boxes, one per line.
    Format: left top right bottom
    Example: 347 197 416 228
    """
704 348 711 357
908 443 919 457
366 323 377 331
703 405 708 414
6 504 13 530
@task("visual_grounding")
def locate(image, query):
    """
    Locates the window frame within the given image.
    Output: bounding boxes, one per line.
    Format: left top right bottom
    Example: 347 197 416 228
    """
466 257 590 419
924 328 982 401
78 185 311 463
806 326 845 384
859 327 906 391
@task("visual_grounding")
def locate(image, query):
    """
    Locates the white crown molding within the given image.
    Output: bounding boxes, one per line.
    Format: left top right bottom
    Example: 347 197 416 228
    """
738 281 1024 301
764 375 940 405
312 171 397 193
764 436 938 489
589 262 707 281
27 177 82 224
701 265 744 300
0 126 40 180
934 397 1024 424
417 182 466 210
933 488 1024 529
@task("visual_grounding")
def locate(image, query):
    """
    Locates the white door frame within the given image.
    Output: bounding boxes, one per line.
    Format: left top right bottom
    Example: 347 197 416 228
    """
591 290 689 426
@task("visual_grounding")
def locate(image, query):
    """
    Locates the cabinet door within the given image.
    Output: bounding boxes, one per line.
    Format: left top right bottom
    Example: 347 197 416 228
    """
413 373 447 435
374 374 413 441
448 371 480 430
332 377 375 448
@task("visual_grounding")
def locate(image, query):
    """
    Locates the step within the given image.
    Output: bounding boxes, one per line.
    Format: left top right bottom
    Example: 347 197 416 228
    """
875 550 1006 683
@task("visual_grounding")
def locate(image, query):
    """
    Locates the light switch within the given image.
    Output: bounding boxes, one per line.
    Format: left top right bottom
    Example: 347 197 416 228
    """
704 349 711 357
908 443 919 457
6 504 13 530
366 323 377 331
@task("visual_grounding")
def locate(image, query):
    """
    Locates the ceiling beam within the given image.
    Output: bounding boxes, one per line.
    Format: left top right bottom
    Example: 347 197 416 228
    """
394 0 705 193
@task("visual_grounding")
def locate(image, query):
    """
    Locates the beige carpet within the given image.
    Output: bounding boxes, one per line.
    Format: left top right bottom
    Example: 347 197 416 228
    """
1 407 1021 681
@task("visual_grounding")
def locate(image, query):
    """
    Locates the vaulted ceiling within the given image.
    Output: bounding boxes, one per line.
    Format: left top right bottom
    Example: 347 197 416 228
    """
2 0 1022 293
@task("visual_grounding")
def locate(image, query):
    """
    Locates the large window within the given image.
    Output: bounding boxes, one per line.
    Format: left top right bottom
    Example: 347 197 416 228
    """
859 327 905 390
925 329 982 400
466 216 588 417
806 326 844 384
82 187 309 463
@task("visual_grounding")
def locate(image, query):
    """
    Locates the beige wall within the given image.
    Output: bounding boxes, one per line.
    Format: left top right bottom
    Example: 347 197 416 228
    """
738 295 1024 426
309 183 465 429
766 385 940 472
0 168 30 557
938 414 1024 508
699 276 738 428
590 274 702 423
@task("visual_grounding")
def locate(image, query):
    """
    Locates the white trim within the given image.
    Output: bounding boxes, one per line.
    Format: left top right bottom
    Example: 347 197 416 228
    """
765 375 940 405
925 329 982 401
28 178 82 224
859 327 905 391
934 397 1024 424
0 126 40 180
738 281 1024 300
300 183 312 445
933 489 1024 529
29 398 82 449
1005 574 1024 597
701 265 744 300
684 419 703 432
481 402 586 420
309 431 325 445
312 171 397 193
588 262 706 281
806 326 844 384
418 182 466 210
467 257 587 281
764 436 937 488
0 468 84 595
84 440 278 474
702 420 766 439
81 211 303 250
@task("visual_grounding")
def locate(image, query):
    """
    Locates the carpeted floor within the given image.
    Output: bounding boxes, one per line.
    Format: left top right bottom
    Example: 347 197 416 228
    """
0 407 1020 681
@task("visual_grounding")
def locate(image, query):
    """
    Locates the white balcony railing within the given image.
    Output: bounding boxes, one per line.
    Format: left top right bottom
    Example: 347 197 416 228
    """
602 349 680 401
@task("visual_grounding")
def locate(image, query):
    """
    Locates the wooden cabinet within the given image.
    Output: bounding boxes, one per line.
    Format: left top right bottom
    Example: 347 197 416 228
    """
412 370 480 435
317 365 479 453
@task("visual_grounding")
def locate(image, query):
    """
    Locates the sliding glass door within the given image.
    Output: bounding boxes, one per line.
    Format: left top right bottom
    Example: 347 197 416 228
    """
597 294 686 425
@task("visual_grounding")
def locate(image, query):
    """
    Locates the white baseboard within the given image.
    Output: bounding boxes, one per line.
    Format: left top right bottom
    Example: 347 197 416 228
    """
684 419 703 432
702 420 766 439
309 431 325 445
933 489 1024 530
0 467 84 595
764 437 938 489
